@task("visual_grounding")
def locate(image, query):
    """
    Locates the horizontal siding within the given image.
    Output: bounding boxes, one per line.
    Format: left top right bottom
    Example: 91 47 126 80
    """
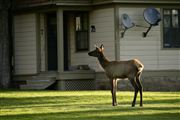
119 7 180 70
40 14 46 71
15 32 36 38
68 8 115 72
158 50 180 70
89 8 115 71
14 14 37 75
68 14 93 69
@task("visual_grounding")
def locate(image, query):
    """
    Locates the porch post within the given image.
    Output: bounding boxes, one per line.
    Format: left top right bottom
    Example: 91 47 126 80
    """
57 9 64 73
114 5 120 61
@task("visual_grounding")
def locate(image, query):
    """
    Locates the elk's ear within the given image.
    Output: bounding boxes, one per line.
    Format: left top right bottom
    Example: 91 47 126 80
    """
100 44 104 51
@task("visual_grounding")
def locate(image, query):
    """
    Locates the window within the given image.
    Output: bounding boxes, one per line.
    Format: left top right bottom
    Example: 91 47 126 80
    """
75 12 89 51
163 9 180 48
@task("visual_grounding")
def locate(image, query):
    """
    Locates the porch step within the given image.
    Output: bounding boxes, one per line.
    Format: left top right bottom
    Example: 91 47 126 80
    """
20 78 56 90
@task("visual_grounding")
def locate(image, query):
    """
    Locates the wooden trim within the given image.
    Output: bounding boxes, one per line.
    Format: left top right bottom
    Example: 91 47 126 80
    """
114 5 120 61
93 0 180 5
57 9 64 73
13 70 95 81
43 13 48 71
57 70 95 80
36 13 41 74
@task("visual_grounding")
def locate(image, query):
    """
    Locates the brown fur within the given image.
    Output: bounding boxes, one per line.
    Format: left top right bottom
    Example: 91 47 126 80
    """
88 44 144 107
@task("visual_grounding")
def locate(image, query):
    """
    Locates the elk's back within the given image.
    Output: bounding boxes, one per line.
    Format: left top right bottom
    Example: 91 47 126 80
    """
104 59 143 79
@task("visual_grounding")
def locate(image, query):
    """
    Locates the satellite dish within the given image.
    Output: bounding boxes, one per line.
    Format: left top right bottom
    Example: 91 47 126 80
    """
144 7 161 26
122 14 135 29
121 14 135 37
143 7 161 37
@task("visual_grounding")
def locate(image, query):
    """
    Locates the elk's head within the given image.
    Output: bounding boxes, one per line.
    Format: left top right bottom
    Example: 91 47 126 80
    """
88 44 104 57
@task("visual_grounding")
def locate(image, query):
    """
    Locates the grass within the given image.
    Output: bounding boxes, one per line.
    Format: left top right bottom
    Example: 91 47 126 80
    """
0 90 180 120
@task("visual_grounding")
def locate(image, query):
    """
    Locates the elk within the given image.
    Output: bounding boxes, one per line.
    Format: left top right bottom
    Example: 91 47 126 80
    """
88 44 144 107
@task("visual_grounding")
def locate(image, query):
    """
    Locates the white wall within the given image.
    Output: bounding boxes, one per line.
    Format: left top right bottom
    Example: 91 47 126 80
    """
69 8 115 71
14 14 38 75
40 14 46 72
68 13 96 69
68 14 88 67
119 8 180 70
89 8 115 71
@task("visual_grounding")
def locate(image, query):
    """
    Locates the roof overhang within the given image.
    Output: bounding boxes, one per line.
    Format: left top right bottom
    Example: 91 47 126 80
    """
13 0 180 11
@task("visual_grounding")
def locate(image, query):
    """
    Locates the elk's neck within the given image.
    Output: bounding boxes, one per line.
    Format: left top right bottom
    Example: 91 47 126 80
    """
98 53 109 69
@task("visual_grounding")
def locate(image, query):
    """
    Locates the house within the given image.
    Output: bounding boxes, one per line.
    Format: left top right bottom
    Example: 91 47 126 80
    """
12 0 180 90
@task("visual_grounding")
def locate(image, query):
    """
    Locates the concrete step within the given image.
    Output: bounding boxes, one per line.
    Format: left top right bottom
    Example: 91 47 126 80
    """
27 79 55 84
20 78 56 90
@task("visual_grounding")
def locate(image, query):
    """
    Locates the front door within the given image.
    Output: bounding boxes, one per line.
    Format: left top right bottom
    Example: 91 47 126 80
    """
47 13 57 71
63 13 69 71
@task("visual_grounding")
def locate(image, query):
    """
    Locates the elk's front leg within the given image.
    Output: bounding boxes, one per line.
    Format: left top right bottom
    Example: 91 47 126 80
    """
110 79 117 106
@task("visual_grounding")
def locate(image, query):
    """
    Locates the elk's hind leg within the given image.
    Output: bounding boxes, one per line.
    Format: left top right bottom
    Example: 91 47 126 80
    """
129 77 139 107
136 72 143 107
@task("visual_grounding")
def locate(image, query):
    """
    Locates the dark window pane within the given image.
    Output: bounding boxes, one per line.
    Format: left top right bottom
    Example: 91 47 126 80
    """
83 14 88 30
164 9 171 15
163 9 180 48
164 15 171 28
75 12 89 51
76 16 81 31
163 28 171 47
172 9 179 28
76 31 88 50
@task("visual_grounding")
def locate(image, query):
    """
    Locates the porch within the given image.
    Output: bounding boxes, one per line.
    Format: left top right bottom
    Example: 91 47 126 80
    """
14 70 95 90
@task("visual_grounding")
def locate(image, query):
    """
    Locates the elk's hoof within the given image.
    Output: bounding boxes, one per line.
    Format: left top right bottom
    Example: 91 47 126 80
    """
132 103 135 107
112 103 118 106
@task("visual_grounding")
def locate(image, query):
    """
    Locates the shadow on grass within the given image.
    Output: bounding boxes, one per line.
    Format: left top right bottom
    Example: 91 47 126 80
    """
1 107 180 120
0 95 111 107
1 91 180 120
1 94 180 108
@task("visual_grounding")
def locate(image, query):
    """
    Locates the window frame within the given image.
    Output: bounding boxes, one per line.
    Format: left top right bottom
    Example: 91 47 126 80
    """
74 12 89 52
162 8 180 49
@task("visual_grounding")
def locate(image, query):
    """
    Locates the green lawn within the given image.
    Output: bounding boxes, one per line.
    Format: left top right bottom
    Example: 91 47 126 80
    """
0 91 180 120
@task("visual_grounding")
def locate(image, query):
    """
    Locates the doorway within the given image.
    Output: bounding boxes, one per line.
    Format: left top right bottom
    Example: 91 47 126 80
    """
46 12 57 71
63 12 70 71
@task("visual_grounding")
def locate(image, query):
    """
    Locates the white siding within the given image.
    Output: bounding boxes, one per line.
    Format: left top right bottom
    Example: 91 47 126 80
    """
89 8 115 71
40 14 46 71
14 14 37 75
68 14 96 68
69 8 115 72
119 8 180 70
